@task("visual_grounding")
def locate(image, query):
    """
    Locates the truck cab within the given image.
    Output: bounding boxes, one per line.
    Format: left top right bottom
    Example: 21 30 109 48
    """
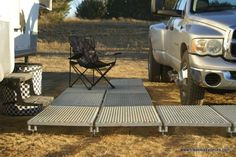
149 0 236 105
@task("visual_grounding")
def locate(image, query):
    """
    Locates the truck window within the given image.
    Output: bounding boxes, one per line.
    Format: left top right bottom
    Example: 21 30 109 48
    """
191 0 236 13
175 0 187 11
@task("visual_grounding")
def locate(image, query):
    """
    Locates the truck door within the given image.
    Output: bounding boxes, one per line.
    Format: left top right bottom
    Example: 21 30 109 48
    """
165 0 187 67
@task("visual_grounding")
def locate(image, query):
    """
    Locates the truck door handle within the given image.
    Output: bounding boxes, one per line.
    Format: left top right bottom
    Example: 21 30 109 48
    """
165 26 174 30
169 26 174 31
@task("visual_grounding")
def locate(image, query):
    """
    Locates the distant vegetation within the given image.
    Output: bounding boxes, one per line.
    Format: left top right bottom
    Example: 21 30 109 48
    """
106 0 152 20
76 0 152 20
75 0 107 19
40 0 176 22
40 0 72 23
76 0 176 20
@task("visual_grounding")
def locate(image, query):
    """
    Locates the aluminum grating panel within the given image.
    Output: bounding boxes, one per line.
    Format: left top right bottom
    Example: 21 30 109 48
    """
65 85 107 93
52 93 105 106
211 105 236 129
103 93 152 106
28 106 99 126
96 106 162 127
107 86 146 94
110 79 143 87
156 106 231 127
51 86 105 106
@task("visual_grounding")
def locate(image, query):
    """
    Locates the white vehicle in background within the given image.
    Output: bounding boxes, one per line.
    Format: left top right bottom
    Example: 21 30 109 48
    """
0 0 52 82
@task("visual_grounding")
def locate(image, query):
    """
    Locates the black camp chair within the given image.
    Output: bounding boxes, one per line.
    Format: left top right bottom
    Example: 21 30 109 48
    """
68 35 120 90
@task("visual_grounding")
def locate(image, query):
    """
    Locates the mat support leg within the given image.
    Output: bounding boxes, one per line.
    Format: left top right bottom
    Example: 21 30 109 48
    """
90 127 99 136
92 127 99 136
232 127 236 134
28 125 37 132
28 125 32 131
34 126 38 132
227 127 233 137
90 127 93 133
89 127 95 136
159 126 168 135
95 127 99 135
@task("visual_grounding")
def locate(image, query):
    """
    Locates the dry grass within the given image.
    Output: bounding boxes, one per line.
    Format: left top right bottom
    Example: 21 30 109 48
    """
1 19 236 157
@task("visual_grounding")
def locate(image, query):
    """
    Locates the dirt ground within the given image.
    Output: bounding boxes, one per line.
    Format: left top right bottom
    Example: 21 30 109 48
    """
1 20 236 157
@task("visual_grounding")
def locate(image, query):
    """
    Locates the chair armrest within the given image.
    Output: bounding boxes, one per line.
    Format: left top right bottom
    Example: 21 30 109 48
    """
114 52 122 56
97 51 122 57
68 53 82 60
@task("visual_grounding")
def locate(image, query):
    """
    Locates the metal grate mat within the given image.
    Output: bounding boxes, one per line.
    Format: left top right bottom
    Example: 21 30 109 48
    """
28 106 99 127
211 105 236 132
103 92 152 106
95 106 162 127
110 79 144 87
156 106 231 127
107 86 147 94
51 86 105 106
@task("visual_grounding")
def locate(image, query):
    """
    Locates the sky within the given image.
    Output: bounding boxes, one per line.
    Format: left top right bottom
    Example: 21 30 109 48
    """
68 0 82 17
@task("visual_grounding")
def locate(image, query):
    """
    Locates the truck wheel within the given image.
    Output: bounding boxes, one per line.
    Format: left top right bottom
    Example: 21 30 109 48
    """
148 45 161 82
179 51 205 105
161 65 172 82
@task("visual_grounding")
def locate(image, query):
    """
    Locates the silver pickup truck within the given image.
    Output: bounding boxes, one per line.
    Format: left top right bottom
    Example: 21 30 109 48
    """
149 0 236 105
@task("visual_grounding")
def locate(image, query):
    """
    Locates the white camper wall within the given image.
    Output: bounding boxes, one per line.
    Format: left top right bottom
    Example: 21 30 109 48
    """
0 0 21 29
0 1 16 81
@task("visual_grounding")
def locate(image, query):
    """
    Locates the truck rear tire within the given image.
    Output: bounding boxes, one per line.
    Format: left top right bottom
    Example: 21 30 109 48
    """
148 45 161 82
179 51 205 105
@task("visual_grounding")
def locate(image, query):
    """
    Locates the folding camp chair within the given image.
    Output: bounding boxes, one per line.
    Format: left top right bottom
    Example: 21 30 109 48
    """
68 35 120 90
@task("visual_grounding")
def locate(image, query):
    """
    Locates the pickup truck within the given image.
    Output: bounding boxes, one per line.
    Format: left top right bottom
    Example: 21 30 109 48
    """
149 0 236 105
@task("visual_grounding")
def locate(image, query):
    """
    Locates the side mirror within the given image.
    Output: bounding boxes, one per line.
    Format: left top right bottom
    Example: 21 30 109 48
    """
151 0 183 17
40 0 52 11
151 0 164 14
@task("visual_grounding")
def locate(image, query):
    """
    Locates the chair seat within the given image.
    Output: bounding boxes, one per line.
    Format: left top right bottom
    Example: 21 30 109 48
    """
70 60 115 69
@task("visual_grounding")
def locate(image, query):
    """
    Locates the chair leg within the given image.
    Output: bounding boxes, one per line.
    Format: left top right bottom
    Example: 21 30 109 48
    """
71 64 93 90
91 65 115 89
69 62 115 90
97 67 115 88
69 64 72 87
69 64 84 87
69 65 81 87
69 48 73 87
93 69 95 84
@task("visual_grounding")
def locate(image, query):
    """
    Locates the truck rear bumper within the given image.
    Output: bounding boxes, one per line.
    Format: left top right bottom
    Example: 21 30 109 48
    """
189 55 236 90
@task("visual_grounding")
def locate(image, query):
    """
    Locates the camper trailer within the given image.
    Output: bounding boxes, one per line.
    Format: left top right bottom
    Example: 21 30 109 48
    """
0 0 52 82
